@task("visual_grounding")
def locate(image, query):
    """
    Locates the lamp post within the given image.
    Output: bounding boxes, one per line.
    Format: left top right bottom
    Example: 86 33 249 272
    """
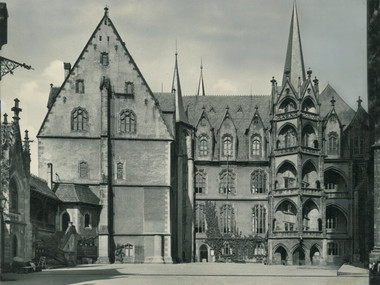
0 192 6 281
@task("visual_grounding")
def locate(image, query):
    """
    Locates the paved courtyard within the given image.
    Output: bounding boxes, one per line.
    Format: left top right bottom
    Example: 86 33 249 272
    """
2 263 369 285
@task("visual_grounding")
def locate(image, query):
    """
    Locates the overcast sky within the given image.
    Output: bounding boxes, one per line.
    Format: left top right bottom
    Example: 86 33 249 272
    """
0 0 367 175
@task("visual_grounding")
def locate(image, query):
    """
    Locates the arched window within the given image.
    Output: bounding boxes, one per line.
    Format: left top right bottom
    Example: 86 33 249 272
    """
222 242 232 255
9 179 18 212
251 169 266 194
219 169 236 194
284 128 296 148
117 162 123 179
254 243 266 255
327 242 338 255
220 205 235 234
199 134 209 156
251 135 261 156
195 170 206 194
222 134 233 157
71 107 88 131
328 132 338 154
84 213 91 228
62 212 70 232
120 109 136 134
195 204 206 233
252 205 266 234
125 243 134 257
79 161 88 178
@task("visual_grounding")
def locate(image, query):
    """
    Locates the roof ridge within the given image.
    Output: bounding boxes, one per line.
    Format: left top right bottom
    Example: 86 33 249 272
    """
183 94 270 97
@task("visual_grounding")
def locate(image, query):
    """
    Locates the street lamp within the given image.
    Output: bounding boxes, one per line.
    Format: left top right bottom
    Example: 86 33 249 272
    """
0 192 6 281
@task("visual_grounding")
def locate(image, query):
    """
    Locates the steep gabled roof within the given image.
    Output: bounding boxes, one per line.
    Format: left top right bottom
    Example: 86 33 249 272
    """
38 8 174 139
319 84 356 129
30 174 60 201
54 184 100 206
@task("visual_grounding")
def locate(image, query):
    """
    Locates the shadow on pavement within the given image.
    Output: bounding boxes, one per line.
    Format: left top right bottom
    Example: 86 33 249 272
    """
2 267 128 284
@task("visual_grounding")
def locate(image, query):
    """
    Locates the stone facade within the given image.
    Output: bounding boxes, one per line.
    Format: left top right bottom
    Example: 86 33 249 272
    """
0 99 32 269
34 4 371 265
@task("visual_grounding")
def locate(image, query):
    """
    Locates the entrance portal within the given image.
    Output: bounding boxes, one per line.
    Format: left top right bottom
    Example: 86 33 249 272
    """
200 245 208 262
274 246 288 265
310 245 320 265
292 246 305 265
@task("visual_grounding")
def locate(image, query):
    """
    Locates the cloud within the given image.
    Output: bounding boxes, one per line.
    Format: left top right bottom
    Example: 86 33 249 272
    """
212 79 238 94
43 60 64 85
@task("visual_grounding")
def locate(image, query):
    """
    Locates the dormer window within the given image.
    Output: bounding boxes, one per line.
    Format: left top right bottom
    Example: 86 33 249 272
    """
328 132 338 155
100 52 109 66
251 135 261 156
199 134 209 157
222 134 233 157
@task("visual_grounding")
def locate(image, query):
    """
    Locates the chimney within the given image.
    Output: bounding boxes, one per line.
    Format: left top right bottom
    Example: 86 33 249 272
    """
64 62 71 79
47 163 53 189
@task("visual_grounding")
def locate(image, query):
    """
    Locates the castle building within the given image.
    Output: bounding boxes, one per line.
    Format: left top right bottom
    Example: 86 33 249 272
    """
37 4 370 265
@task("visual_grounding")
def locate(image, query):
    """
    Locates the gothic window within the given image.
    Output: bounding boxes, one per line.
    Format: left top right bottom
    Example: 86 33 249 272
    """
125 244 134 257
125 81 134 95
79 161 88 178
117 162 123 179
328 132 338 155
251 169 266 194
251 135 261 156
195 204 206 233
76 80 85 93
195 170 206 194
327 242 338 255
353 136 364 155
220 205 235 234
254 243 265 255
71 107 88 131
219 169 236 194
84 213 91 228
222 242 232 255
100 52 109 66
222 134 233 157
120 109 136 134
326 214 337 229
9 179 18 212
199 134 209 157
252 205 266 234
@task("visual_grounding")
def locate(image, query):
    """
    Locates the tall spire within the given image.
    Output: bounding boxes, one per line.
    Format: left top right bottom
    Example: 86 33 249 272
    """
197 57 205 96
172 51 189 124
282 1 306 88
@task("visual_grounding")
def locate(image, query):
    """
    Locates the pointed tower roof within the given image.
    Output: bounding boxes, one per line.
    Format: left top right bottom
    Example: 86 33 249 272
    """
282 1 306 88
172 52 190 124
197 58 206 96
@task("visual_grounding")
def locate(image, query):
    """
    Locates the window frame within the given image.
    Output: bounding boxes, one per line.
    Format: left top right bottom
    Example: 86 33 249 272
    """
195 204 206 233
222 134 233 157
100 52 109 66
220 205 235 234
195 170 206 194
120 109 137 134
198 134 209 157
79 161 88 179
75 79 85 94
251 169 266 194
219 169 236 194
71 107 88 131
251 135 261 156
252 205 266 234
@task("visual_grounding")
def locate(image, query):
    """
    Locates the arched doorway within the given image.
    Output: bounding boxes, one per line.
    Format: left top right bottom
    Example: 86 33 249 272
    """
274 246 288 265
310 245 320 265
62 212 70 232
12 235 18 258
200 245 208 262
292 246 305 265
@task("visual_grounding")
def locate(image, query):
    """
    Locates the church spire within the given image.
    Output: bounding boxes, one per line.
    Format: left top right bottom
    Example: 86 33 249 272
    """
282 1 306 88
172 51 189 124
197 57 205 96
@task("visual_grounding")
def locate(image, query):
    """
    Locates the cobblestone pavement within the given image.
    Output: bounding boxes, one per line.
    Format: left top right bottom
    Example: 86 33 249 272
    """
2 263 369 285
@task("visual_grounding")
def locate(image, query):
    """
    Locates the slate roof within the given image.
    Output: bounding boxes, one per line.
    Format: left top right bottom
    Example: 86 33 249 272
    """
54 184 100 205
319 84 356 129
30 175 60 201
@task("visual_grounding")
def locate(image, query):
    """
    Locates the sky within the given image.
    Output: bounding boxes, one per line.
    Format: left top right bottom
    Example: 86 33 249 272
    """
0 0 367 175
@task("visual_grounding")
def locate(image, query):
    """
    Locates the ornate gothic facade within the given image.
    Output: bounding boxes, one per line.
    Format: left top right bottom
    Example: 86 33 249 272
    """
35 4 370 265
